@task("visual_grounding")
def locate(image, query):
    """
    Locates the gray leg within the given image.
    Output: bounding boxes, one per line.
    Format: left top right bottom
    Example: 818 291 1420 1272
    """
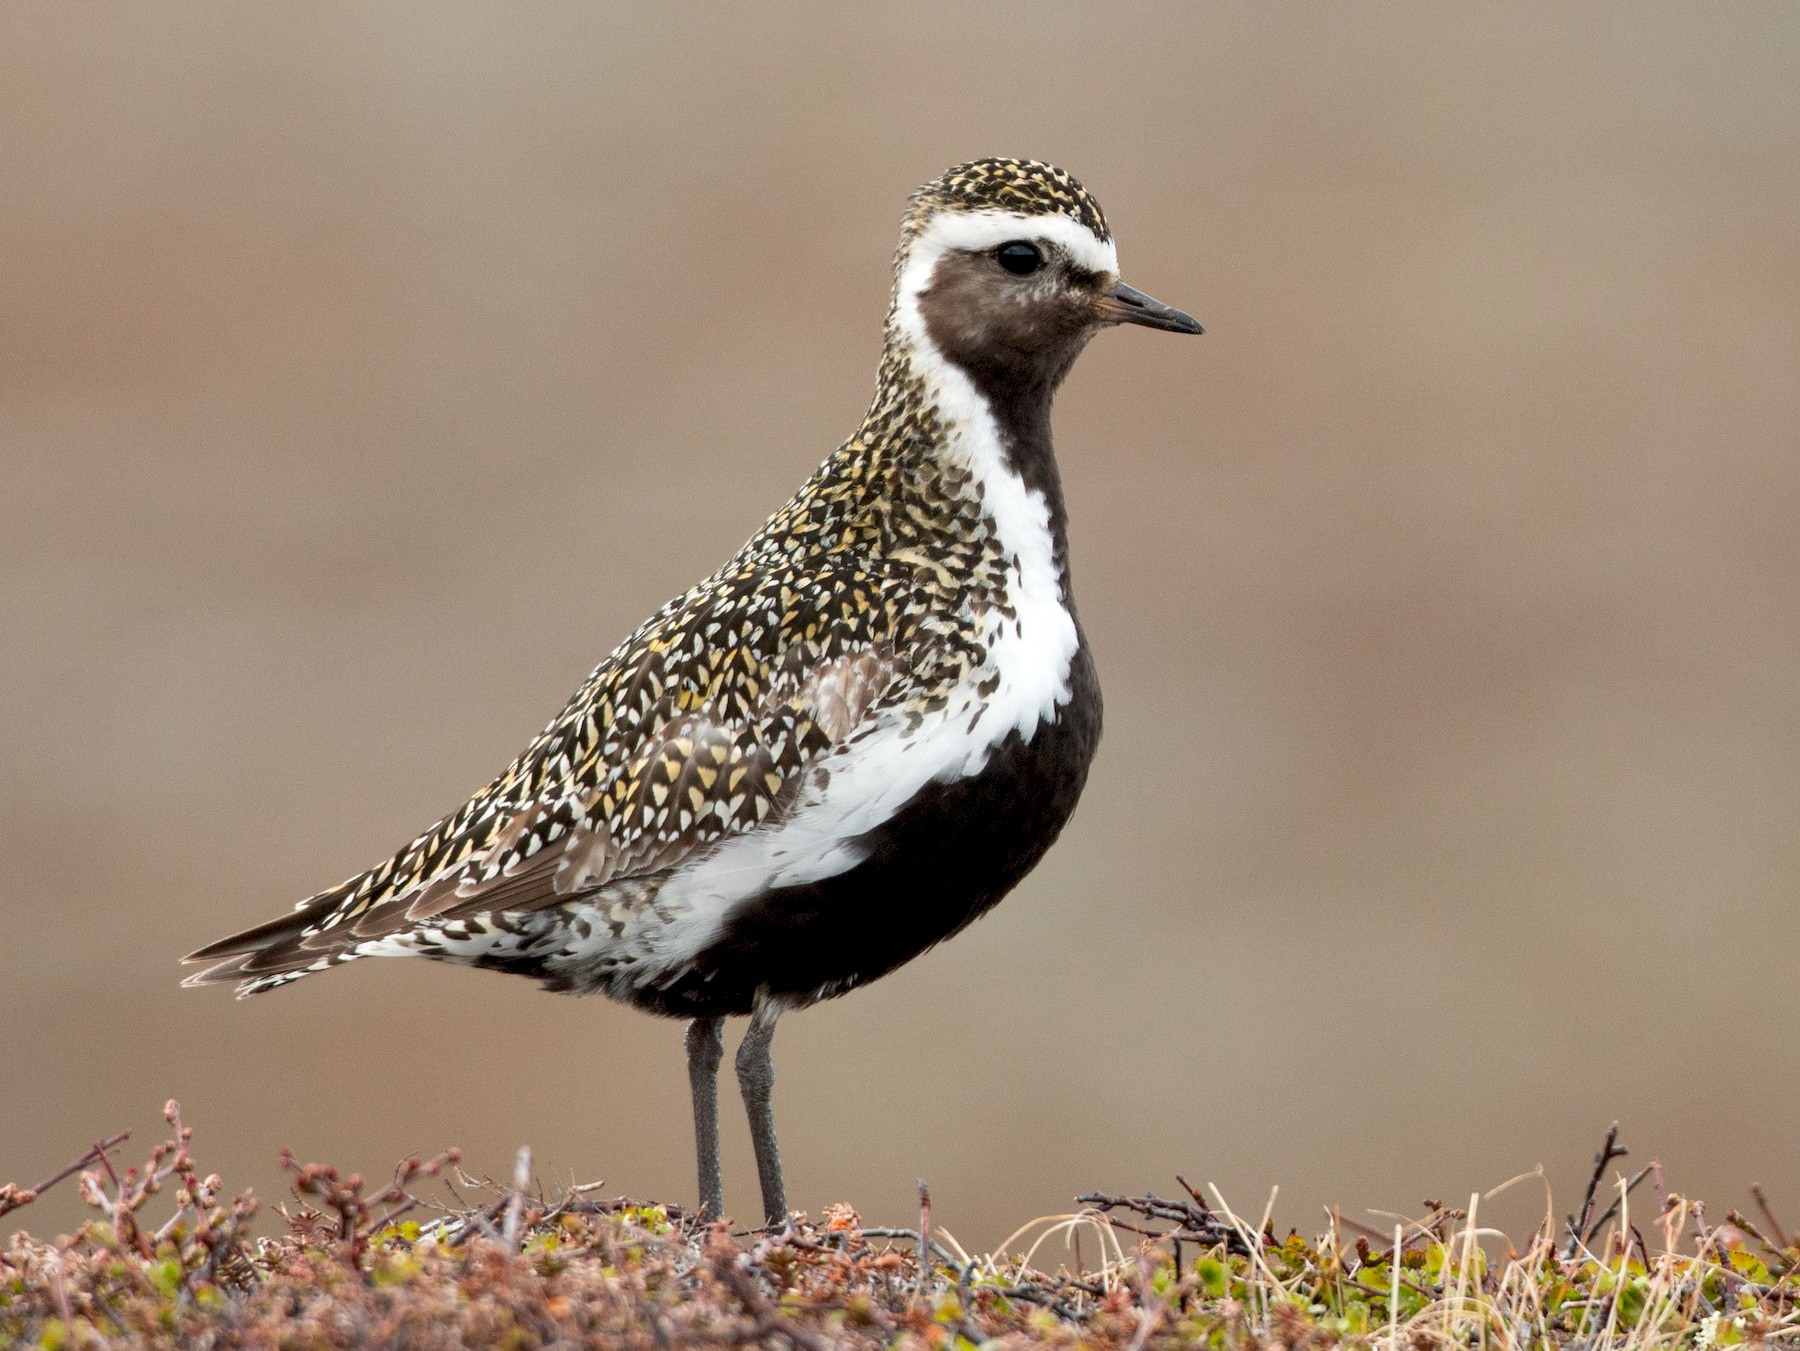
686 1016 725 1222
735 997 788 1227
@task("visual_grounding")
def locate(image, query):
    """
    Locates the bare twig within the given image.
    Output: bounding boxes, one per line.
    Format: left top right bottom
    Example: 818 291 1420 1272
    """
0 1130 132 1220
1580 1165 1653 1247
853 1226 965 1269
1565 1121 1628 1255
1752 1183 1792 1249
716 1253 830 1351
1726 1207 1789 1262
1077 1187 1247 1255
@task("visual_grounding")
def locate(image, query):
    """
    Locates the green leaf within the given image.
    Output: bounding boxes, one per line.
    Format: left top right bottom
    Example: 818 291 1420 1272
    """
149 1258 183 1297
1196 1255 1228 1298
1727 1248 1771 1284
1616 1276 1647 1326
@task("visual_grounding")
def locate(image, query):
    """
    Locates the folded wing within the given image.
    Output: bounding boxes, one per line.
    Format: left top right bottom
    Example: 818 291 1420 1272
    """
183 569 903 995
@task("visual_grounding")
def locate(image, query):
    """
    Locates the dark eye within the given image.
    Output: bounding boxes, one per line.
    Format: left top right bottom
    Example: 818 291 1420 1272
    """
996 241 1043 276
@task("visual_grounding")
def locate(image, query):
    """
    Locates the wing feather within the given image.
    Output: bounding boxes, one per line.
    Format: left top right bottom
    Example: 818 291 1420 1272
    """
184 632 901 990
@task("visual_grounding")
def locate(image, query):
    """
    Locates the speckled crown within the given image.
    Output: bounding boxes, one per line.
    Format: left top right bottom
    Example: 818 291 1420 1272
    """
904 158 1112 245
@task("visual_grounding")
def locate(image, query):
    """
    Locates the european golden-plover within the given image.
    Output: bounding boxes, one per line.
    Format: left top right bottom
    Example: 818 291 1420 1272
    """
185 157 1202 1226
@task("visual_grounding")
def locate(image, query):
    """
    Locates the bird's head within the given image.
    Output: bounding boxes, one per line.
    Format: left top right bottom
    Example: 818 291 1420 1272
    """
888 157 1201 399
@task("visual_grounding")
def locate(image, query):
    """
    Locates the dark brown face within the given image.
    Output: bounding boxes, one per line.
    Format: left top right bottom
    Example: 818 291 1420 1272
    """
915 230 1202 405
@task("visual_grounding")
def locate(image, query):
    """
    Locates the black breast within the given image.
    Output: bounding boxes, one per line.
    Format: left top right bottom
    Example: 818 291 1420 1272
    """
638 641 1102 1018
639 303 1104 1019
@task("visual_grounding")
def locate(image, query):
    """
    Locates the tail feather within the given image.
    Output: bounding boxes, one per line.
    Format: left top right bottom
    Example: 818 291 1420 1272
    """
179 951 266 988
181 886 360 994
183 906 317 965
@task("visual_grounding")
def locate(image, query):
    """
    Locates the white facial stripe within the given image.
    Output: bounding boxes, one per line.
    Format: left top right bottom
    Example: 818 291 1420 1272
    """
906 208 1118 280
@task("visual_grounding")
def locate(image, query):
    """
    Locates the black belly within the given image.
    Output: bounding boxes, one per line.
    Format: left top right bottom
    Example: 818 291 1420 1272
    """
635 645 1102 1019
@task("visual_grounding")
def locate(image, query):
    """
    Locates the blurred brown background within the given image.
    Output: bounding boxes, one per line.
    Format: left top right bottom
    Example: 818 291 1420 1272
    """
3 4 1797 1249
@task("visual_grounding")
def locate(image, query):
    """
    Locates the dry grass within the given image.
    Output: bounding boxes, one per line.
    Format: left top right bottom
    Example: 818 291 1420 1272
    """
2 1107 1796 1349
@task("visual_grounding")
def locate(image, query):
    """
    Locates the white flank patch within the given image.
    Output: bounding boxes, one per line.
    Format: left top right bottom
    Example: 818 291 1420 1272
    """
606 210 1092 985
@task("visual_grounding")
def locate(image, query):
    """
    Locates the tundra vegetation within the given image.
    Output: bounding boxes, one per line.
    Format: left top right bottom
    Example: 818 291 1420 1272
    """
2 1109 1794 1349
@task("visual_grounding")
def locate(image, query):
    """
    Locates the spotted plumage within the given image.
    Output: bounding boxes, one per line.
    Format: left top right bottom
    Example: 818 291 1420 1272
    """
185 157 1201 1225
906 157 1112 245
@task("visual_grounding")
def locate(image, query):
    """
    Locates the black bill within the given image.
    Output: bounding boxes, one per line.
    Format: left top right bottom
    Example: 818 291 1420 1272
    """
1096 279 1203 334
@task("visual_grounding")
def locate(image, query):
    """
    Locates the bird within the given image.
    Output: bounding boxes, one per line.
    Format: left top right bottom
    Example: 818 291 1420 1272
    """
184 157 1202 1228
